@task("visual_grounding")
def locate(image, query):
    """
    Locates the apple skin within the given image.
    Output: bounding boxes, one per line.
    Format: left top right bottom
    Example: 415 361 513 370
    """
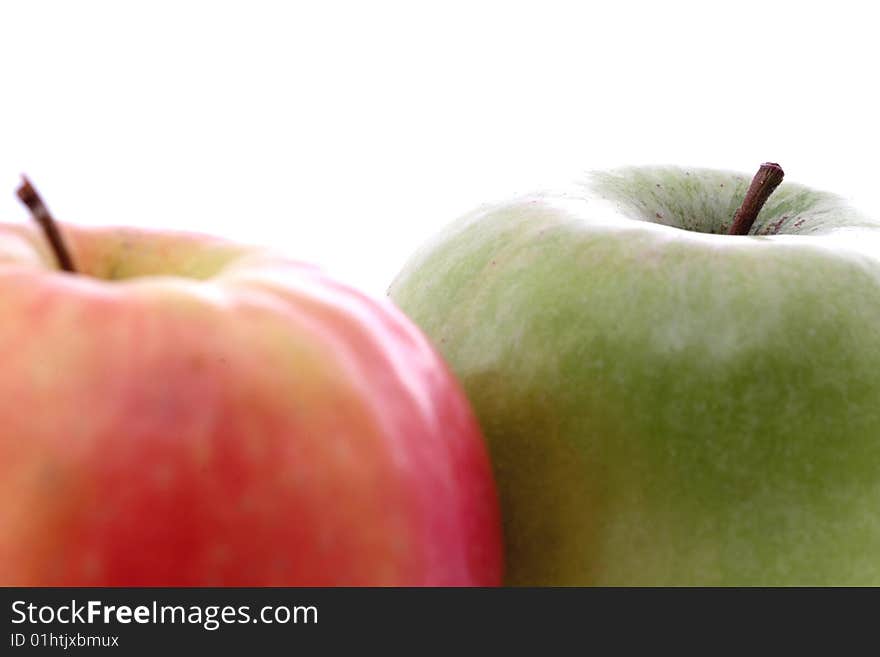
389 166 880 586
0 223 502 586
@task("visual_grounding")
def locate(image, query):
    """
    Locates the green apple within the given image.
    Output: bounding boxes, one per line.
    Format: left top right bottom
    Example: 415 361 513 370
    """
389 164 880 585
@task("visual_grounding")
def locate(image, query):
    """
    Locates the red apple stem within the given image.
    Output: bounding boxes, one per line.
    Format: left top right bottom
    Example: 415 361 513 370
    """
728 162 785 235
16 176 78 273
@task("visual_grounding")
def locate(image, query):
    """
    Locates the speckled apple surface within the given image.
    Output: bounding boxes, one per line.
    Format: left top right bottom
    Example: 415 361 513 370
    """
389 166 880 585
0 224 502 586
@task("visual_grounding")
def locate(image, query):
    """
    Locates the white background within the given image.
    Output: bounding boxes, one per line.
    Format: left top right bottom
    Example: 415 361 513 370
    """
1 1 878 295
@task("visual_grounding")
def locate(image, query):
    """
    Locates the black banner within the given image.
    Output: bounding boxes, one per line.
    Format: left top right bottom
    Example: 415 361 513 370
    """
0 587 864 653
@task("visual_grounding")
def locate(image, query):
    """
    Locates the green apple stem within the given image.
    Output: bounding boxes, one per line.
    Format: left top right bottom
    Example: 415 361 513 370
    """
728 162 785 235
16 176 78 273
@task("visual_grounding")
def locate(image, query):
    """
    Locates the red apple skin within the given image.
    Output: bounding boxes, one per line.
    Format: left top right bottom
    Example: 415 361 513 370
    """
0 224 502 586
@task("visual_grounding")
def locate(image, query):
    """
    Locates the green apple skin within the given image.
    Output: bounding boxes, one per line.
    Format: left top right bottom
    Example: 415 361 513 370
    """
389 166 880 586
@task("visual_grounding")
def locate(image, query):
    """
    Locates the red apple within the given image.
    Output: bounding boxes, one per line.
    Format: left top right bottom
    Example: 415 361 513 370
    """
0 186 502 586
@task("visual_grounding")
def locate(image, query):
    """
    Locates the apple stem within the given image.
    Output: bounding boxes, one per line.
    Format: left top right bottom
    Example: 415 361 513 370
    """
16 176 78 273
728 162 785 235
